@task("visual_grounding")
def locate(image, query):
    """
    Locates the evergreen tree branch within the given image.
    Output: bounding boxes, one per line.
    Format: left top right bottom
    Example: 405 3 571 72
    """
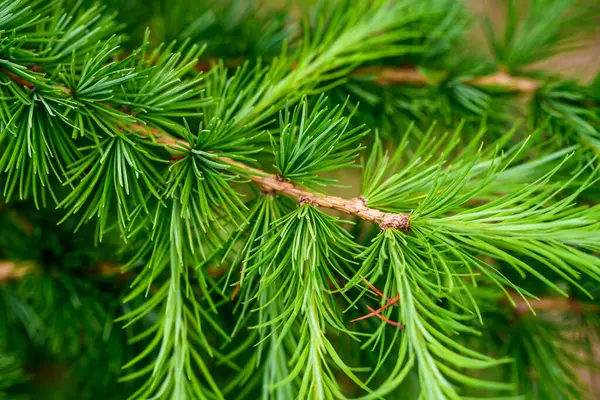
129 121 412 229
2 1 598 398
132 127 412 230
0 69 412 230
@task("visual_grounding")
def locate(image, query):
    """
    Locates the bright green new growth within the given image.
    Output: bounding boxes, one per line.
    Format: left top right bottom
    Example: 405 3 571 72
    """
0 0 599 399
272 95 365 187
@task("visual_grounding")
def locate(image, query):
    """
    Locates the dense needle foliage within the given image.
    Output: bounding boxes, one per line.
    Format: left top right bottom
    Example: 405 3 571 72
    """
0 0 599 399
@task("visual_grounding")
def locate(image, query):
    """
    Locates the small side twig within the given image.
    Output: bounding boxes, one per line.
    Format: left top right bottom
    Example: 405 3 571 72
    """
367 67 540 94
352 275 403 329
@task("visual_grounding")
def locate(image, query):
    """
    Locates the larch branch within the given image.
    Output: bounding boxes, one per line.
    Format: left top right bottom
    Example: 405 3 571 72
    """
2 66 594 320
0 68 411 230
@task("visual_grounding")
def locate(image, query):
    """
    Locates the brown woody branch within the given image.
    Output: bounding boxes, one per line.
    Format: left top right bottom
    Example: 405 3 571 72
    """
127 124 412 228
6 58 540 95
0 260 126 284
2 70 37 89
129 125 411 229
220 158 410 230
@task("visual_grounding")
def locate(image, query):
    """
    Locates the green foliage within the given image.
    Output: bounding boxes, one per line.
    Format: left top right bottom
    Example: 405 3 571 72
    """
0 201 134 398
147 0 294 59
119 202 227 400
242 204 367 398
0 0 599 399
349 229 513 399
58 134 165 241
272 96 365 187
476 290 600 400
0 86 77 207
532 80 600 155
0 353 27 399
484 0 599 73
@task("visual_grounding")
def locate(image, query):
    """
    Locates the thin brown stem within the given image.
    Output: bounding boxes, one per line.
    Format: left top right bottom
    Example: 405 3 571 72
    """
2 70 38 89
120 122 411 228
0 260 127 283
365 67 540 93
467 71 540 93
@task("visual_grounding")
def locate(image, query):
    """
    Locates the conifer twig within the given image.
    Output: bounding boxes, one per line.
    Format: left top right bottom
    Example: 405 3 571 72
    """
0 260 125 283
0 69 410 230
366 67 540 93
219 157 411 230
129 125 411 228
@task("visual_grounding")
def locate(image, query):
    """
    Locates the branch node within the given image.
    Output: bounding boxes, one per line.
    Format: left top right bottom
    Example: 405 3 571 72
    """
379 213 410 231
275 174 289 183
298 196 318 207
